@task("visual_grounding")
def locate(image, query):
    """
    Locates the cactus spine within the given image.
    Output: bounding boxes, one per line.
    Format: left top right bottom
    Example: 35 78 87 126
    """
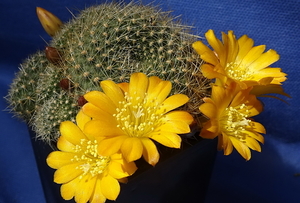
6 2 210 145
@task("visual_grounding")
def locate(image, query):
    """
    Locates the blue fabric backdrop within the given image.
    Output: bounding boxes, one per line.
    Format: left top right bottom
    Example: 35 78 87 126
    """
1 0 299 202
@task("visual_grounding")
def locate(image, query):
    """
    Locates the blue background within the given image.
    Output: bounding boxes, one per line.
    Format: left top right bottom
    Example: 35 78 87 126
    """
1 0 299 202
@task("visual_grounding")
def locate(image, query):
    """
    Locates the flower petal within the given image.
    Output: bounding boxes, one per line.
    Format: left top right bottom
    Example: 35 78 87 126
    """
110 153 137 176
60 176 80 200
236 35 254 62
246 102 263 117
163 111 194 124
100 80 125 106
250 121 266 134
201 64 226 79
54 162 83 184
251 68 287 84
223 31 239 64
192 40 219 65
147 76 163 93
118 82 129 93
205 29 224 60
248 49 280 71
159 94 189 113
90 179 107 203
245 136 261 152
76 110 91 131
128 72 148 104
230 87 252 107
200 120 219 138
97 136 127 156
158 120 191 134
150 131 181 148
239 45 266 67
199 102 218 119
57 135 75 152
251 84 290 98
221 134 233 155
141 138 159 166
84 91 117 115
244 130 264 143
84 119 123 138
74 174 97 203
108 159 136 179
121 137 143 162
47 151 75 169
60 121 87 145
230 137 251 160
211 84 233 111
147 80 171 105
82 103 114 120
100 175 120 200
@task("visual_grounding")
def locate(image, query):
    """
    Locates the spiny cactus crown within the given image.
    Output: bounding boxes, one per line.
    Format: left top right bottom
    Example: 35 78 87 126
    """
6 51 48 121
6 1 210 145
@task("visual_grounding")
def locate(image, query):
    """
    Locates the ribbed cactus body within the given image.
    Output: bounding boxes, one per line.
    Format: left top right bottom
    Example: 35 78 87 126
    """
7 51 48 121
7 2 210 144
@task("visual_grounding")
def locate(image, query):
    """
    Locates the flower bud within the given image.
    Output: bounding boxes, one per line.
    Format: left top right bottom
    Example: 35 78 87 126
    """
36 7 63 37
77 96 88 107
59 78 72 90
45 46 62 65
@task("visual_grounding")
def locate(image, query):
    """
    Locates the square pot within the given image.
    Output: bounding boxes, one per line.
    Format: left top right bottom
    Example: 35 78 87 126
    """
29 128 217 203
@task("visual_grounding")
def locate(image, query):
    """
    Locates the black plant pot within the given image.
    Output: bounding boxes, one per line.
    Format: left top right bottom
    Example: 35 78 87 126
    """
29 128 217 203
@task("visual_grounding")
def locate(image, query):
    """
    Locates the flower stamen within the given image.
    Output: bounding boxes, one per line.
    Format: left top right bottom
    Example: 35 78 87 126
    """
221 104 251 142
73 139 110 177
113 93 162 137
226 62 252 81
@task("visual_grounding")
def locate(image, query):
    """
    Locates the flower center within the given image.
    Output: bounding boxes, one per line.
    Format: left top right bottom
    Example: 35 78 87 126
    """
220 104 251 142
113 92 162 137
73 139 110 177
226 62 252 81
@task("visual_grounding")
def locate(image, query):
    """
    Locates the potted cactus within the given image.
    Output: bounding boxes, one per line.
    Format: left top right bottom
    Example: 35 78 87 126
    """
7 0 289 202
6 2 217 203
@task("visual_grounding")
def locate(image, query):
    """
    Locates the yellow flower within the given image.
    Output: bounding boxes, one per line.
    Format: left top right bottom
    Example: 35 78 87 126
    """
199 83 266 160
82 72 194 166
47 110 137 203
192 29 287 89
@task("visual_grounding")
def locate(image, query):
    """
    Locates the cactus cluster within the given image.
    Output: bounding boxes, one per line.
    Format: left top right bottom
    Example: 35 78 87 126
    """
6 1 210 145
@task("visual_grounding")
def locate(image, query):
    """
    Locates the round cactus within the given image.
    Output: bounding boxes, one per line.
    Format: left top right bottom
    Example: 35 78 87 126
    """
6 51 49 121
7 2 210 144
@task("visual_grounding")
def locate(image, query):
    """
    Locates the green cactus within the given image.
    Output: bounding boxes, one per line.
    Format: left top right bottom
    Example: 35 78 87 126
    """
6 1 210 144
6 51 48 121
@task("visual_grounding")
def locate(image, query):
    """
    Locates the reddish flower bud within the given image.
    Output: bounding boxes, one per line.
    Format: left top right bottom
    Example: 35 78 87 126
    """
59 78 71 90
45 46 62 65
77 96 88 106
